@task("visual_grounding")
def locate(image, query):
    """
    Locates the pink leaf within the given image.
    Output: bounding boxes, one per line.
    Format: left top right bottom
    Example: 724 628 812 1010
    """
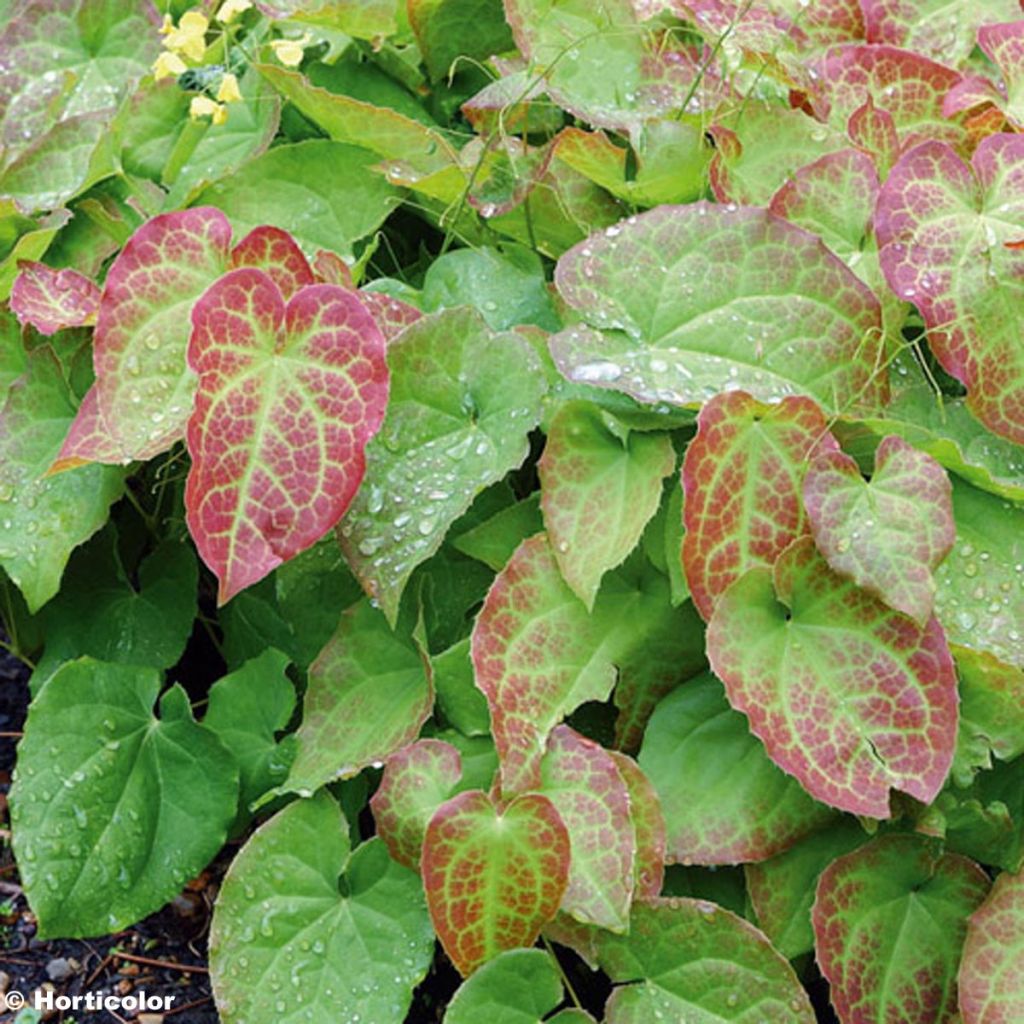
185 268 388 603
228 225 315 300
607 750 665 899
10 261 100 335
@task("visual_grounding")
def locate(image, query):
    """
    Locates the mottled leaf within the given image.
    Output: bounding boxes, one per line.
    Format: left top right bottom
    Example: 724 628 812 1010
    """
958 868 1024 1024
876 134 1024 444
551 204 885 415
186 268 388 603
227 225 315 300
933 478 1024 670
813 835 990 1024
209 793 434 1024
682 390 838 621
745 818 868 959
11 659 237 938
977 22 1024 128
422 789 570 976
0 347 123 611
278 599 433 797
538 726 635 931
370 738 463 870
707 537 959 817
804 435 954 624
10 261 99 335
340 308 545 624
596 897 816 1023
540 402 674 608
639 673 834 865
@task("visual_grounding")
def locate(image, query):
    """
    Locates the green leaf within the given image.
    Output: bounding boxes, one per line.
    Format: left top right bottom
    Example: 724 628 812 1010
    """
744 818 868 960
220 576 300 670
0 209 71 301
707 537 959 817
278 599 433 797
539 725 635 932
451 493 544 572
409 0 514 82
204 649 297 823
443 948 564 1024
609 750 665 898
421 246 560 332
551 204 885 416
595 898 816 1022
256 0 399 38
813 835 990 1024
0 347 124 612
34 529 198 689
209 792 434 1024
958 867 1024 1024
340 307 546 624
433 637 492 736
422 788 571 976
196 140 400 261
804 435 955 624
11 659 238 938
539 402 675 608
934 480 1024 671
639 673 835 866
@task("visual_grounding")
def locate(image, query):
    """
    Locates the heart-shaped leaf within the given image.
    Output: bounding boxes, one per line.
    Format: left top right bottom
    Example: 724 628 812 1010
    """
707 536 959 817
958 868 1024 1024
11 262 100 335
538 726 635 932
682 390 838 621
422 788 570 976
639 673 834 865
340 307 545 624
277 599 433 798
371 738 464 869
539 401 675 609
551 204 885 415
813 835 990 1024
209 792 434 1024
595 897 816 1023
11 658 238 938
186 268 388 603
876 134 1024 445
804 435 955 624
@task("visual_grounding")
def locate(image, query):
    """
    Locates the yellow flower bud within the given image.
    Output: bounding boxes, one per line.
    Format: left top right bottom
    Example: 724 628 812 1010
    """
216 72 242 104
269 34 311 68
152 51 188 81
190 95 228 125
217 0 253 22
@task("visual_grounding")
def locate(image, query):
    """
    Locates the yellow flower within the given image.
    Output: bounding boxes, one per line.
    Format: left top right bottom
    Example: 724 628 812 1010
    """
163 10 209 63
217 0 252 22
216 72 242 103
269 33 311 67
190 95 228 125
159 13 174 34
152 50 187 81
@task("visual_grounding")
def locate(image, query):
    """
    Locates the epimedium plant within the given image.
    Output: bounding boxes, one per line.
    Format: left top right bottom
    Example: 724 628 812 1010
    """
2 0 1024 1021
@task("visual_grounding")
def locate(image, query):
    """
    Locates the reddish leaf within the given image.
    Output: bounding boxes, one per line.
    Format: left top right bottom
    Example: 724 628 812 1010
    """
607 751 665 899
707 537 958 817
959 868 1024 1024
847 95 899 173
538 726 635 932
356 290 422 342
681 391 838 621
422 789 570 976
228 225 315 299
48 385 122 473
978 22 1024 128
371 739 463 870
10 261 100 335
804 436 954 624
185 268 388 603
813 835 990 1024
876 134 1024 444
311 249 353 287
862 0 1022 67
812 44 966 150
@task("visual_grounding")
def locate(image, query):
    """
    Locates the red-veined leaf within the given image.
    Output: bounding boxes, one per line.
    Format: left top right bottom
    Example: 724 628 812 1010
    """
551 204 885 415
706 536 958 817
370 738 463 870
538 726 635 932
958 868 1024 1024
977 22 1024 128
847 95 899 173
422 789 570 976
355 290 422 342
185 268 388 604
804 435 955 624
682 391 838 621
10 261 100 334
813 835 990 1024
607 750 665 899
227 225 315 299
876 134 1024 444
